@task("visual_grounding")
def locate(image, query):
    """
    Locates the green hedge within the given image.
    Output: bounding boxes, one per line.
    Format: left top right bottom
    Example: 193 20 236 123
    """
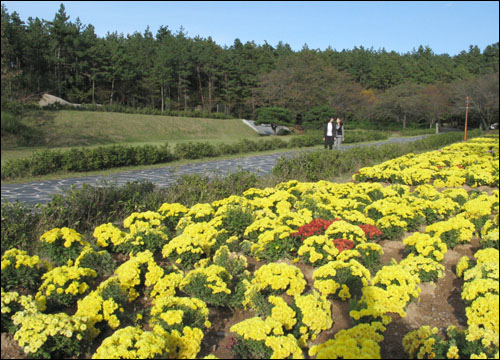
0 129 426 180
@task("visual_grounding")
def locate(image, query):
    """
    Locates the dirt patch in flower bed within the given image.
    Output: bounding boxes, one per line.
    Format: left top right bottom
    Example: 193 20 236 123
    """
379 236 482 359
379 239 406 265
200 307 256 358
1 333 25 359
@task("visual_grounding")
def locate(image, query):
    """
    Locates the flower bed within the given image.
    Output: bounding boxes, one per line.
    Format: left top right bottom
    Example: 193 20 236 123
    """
1 137 499 359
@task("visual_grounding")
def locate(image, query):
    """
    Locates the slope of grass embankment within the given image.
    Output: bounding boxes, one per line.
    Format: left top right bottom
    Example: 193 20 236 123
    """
1 110 260 164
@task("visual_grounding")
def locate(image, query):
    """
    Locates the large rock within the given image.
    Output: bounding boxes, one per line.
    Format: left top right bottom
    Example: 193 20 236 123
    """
39 94 80 107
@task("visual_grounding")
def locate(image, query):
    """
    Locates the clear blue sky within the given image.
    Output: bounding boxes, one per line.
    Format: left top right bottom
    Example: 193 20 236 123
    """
2 1 499 55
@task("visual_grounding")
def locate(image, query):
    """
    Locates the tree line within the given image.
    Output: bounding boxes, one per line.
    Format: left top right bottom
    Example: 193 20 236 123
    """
1 3 499 129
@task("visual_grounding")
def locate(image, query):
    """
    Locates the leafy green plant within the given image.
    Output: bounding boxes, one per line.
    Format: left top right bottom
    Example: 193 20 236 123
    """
1 201 42 255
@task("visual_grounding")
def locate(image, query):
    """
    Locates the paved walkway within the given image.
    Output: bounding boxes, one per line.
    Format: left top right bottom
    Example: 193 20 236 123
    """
1 135 430 205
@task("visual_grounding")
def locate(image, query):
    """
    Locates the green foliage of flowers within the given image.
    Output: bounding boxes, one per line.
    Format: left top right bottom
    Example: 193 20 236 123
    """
250 225 301 262
354 242 384 273
480 216 499 249
73 246 116 277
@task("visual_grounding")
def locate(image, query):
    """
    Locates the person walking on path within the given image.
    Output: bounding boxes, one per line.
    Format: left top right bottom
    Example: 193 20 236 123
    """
323 117 335 150
334 117 344 150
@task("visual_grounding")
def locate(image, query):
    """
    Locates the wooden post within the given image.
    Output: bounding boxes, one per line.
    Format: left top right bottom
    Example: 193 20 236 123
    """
464 96 470 141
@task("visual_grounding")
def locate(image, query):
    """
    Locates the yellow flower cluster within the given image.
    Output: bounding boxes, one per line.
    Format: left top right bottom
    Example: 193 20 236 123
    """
265 334 304 359
114 250 164 301
297 235 339 265
93 223 127 248
465 293 499 348
309 322 385 359
246 262 306 299
268 295 297 330
176 203 215 230
403 232 448 262
425 216 475 247
230 313 305 358
402 325 440 359
1 248 41 270
351 264 420 319
35 265 97 311
123 210 165 231
461 193 498 228
293 291 333 345
149 296 211 330
313 259 371 300
353 137 499 187
324 220 367 244
162 222 219 265
158 202 189 218
1 288 38 330
149 269 184 298
40 227 88 248
92 326 168 359
456 255 470 278
460 248 499 347
74 277 127 339
366 196 420 223
180 264 232 295
13 310 90 356
230 316 285 341
398 254 445 283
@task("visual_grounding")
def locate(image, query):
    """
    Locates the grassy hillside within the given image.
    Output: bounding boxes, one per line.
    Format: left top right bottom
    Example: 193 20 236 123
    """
1 110 261 164
3 110 259 147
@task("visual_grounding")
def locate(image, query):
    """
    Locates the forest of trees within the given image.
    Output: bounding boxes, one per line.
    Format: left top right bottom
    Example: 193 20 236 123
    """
1 3 499 129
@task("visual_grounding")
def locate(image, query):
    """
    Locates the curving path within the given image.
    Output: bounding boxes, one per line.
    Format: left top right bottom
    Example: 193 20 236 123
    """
1 135 431 205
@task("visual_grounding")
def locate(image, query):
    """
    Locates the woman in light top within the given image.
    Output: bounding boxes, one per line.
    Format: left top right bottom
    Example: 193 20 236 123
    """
334 117 344 150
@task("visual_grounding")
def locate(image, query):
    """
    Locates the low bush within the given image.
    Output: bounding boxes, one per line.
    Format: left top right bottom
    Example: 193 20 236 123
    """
1 201 41 255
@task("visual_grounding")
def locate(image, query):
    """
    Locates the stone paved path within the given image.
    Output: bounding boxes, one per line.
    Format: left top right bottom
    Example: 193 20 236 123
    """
1 135 431 205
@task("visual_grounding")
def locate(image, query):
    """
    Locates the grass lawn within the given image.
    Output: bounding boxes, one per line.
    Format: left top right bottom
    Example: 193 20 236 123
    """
1 110 266 165
1 109 259 146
